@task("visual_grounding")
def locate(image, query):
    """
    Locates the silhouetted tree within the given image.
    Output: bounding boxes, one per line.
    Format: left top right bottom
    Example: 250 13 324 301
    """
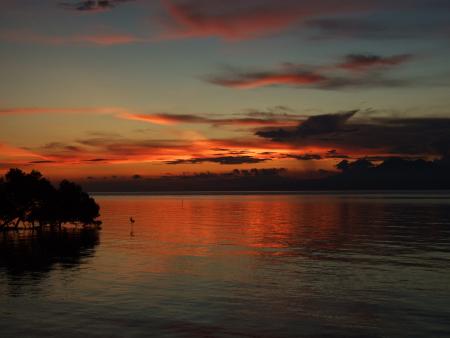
0 169 101 231
0 169 53 229
55 180 101 229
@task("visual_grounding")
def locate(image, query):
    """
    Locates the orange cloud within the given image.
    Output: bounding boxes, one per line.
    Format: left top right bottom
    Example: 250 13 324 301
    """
26 134 328 168
161 0 376 41
120 113 193 125
1 106 304 130
1 131 392 179
208 53 413 90
72 34 143 45
0 106 127 116
211 73 327 89
0 30 144 46
162 1 301 40
119 112 300 127
0 143 48 167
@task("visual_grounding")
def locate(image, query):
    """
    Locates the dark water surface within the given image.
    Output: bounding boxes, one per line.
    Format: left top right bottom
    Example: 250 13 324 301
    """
1 193 450 337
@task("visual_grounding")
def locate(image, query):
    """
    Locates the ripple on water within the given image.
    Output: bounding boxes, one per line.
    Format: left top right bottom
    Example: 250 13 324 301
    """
1 193 450 337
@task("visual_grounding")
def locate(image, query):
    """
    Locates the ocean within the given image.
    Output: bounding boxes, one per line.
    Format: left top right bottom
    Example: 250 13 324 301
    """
1 193 450 337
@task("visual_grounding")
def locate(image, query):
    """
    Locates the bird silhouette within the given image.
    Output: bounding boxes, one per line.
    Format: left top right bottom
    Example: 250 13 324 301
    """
129 217 135 237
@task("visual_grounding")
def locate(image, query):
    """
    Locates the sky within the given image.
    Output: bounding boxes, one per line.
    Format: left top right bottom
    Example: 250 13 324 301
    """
1 0 450 180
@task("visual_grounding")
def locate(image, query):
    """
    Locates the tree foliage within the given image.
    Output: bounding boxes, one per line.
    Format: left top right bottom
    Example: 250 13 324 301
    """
0 169 101 230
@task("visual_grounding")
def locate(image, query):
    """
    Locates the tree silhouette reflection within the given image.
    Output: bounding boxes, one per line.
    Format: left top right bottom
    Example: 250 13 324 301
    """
0 228 99 281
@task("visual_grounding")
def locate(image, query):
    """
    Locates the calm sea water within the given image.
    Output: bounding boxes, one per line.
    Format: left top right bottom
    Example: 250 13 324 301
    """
1 193 450 337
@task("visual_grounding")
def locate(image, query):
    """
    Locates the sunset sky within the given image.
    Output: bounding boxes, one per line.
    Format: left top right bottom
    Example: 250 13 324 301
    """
1 0 450 179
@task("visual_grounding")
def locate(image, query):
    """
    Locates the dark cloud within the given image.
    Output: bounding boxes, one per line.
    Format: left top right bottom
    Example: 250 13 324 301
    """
431 138 450 157
253 128 294 141
86 131 122 138
42 142 83 152
164 168 287 178
28 160 58 164
83 158 112 162
243 106 305 119
296 110 357 136
306 18 389 39
325 150 350 159
207 54 413 90
306 17 450 41
338 54 413 71
320 75 409 90
59 0 135 12
79 156 450 191
256 110 357 140
37 142 84 159
166 155 269 165
286 150 350 161
327 156 450 189
122 106 305 131
287 154 322 161
256 111 450 157
79 167 292 192
73 137 193 157
122 112 301 127
362 155 421 162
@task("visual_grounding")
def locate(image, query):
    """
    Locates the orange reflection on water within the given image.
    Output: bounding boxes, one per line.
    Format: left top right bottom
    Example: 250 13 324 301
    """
92 194 450 283
97 195 374 260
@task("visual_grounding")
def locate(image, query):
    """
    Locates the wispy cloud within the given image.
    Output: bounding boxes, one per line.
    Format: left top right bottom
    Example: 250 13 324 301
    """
166 155 269 165
305 17 450 41
160 0 379 41
209 72 327 89
119 112 300 127
0 106 127 116
59 0 136 13
338 54 413 71
256 110 358 139
286 154 322 161
0 105 300 128
159 0 448 41
0 106 301 130
0 30 145 46
0 142 48 165
28 160 58 164
16 134 307 168
207 53 413 90
284 149 351 161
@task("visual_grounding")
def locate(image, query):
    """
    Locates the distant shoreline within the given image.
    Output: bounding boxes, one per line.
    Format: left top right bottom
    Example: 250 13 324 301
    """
90 190 450 196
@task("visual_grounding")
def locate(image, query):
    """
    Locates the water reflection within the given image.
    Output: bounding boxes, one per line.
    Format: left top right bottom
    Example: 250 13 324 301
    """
99 195 450 262
0 228 99 282
92 195 450 337
1 194 450 337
